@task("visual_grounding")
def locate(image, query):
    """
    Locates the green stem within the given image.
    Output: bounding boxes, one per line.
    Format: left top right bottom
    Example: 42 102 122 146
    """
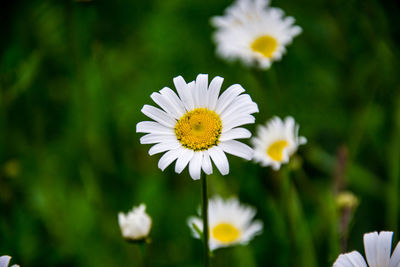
386 94 400 232
137 243 147 267
251 68 281 109
201 172 210 267
281 167 317 267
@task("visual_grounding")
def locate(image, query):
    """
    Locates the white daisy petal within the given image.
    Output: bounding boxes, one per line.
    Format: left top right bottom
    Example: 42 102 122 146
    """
207 76 224 110
223 112 257 127
151 88 185 119
140 133 176 145
334 251 368 267
136 121 174 135
149 141 181 156
242 220 263 243
150 92 176 118
220 94 259 120
218 140 253 160
195 74 208 108
215 84 245 114
0 256 11 267
364 232 379 267
271 162 282 171
173 76 194 111
158 148 182 171
377 231 393 267
220 128 252 141
175 149 194 174
208 146 229 175
201 151 213 175
186 81 196 109
137 74 257 179
141 105 176 127
189 152 203 180
389 239 400 267
299 136 307 145
290 25 302 36
334 254 354 267
223 115 255 132
347 251 368 267
255 0 269 10
160 87 186 116
209 241 220 251
284 116 295 130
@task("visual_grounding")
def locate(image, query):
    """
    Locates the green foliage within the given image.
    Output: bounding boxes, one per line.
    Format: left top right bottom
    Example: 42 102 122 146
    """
1 0 399 266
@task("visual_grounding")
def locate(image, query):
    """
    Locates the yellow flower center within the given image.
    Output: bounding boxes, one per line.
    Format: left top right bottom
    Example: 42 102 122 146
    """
267 140 288 161
212 223 241 243
174 108 222 151
251 35 278 58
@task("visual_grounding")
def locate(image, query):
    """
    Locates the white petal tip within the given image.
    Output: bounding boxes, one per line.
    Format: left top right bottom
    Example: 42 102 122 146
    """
191 175 201 180
221 170 229 176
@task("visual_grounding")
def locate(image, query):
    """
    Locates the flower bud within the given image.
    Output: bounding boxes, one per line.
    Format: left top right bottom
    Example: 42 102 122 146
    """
118 204 152 242
336 191 359 210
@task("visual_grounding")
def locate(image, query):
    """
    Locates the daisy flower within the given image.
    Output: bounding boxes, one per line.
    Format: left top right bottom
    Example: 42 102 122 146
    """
251 116 306 170
118 204 152 242
211 0 302 69
0 256 19 267
188 196 263 251
333 231 400 267
137 74 258 180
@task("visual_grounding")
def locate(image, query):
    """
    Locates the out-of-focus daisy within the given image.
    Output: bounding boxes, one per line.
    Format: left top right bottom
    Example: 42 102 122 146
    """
137 74 258 180
118 204 152 242
251 116 306 170
0 256 19 267
211 0 302 69
188 196 263 251
333 231 400 267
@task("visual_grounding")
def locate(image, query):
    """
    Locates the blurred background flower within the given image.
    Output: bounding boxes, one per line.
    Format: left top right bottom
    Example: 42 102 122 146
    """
251 116 306 170
188 196 263 251
118 203 152 242
211 0 302 69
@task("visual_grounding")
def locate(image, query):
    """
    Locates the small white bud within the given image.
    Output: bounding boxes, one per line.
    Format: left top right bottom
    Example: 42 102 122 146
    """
118 204 152 241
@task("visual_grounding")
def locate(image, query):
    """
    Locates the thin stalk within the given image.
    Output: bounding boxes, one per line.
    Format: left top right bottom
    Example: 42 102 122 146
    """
386 94 400 232
137 243 148 267
280 167 317 267
201 172 210 267
251 68 281 108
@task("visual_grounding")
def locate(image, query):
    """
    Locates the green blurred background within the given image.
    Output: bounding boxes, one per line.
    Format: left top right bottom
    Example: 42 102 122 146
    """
1 0 400 266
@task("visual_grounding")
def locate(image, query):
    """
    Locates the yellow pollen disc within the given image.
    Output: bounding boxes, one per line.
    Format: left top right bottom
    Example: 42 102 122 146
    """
212 223 241 243
251 35 278 58
174 108 222 151
267 140 288 161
